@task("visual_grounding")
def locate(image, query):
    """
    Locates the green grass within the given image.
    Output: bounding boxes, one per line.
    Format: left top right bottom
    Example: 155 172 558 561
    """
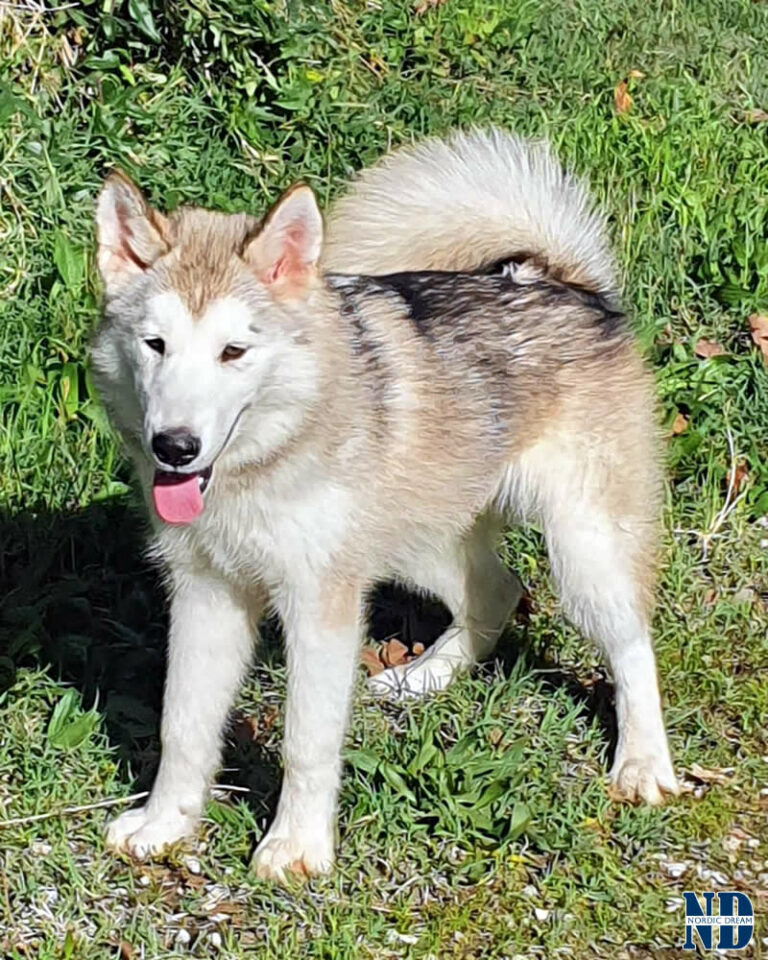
1 0 767 956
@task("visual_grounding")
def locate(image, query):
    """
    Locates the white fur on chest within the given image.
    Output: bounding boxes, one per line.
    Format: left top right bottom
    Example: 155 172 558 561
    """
159 472 357 591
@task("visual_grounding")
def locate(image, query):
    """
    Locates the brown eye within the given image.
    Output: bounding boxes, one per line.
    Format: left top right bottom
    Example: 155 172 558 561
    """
220 344 247 362
145 337 165 355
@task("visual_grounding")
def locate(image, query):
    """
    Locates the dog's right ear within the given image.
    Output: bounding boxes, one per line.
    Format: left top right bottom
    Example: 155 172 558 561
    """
96 171 171 295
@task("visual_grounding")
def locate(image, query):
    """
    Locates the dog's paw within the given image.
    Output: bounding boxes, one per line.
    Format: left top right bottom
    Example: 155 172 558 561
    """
251 828 334 881
105 805 196 859
609 753 679 806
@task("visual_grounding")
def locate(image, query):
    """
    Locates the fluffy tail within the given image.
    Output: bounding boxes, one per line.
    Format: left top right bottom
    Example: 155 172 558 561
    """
322 128 617 301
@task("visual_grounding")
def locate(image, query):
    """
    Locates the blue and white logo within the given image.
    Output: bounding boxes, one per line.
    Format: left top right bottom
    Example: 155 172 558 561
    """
683 891 754 951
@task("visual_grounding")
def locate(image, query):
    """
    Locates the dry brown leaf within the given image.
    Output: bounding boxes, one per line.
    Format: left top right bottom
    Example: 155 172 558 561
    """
703 587 717 605
628 69 645 79
614 80 632 115
745 108 768 123
729 826 754 842
233 714 260 743
361 646 385 676
694 338 725 359
382 638 409 667
412 641 425 656
671 412 689 435
119 944 135 960
414 0 448 12
728 461 749 492
748 313 768 364
489 727 503 746
689 762 732 784
208 900 244 917
232 706 277 744
515 590 533 623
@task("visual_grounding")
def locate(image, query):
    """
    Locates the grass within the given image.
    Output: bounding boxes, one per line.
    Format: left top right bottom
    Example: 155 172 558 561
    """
1 0 767 956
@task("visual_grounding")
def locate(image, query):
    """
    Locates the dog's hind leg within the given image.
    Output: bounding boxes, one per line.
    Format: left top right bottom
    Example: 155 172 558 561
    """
515 438 678 805
369 517 522 698
105 571 261 858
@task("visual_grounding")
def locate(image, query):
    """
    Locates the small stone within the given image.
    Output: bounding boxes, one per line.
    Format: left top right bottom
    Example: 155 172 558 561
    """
523 885 538 897
138 875 150 887
184 856 201 875
175 929 191 946
209 931 222 949
732 587 754 605
664 861 688 879
534 907 549 921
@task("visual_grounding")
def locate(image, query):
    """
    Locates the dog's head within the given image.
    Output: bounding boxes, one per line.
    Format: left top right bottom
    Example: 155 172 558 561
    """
91 173 324 525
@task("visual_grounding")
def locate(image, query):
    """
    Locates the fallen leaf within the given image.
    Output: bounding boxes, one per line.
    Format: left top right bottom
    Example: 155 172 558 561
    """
671 412 689 435
689 762 732 784
614 80 632 115
629 69 645 78
414 0 448 12
694 338 725 359
382 638 409 667
728 461 749 492
207 900 244 917
232 715 260 743
183 872 207 889
489 727 504 746
703 587 717 605
231 706 278 744
748 313 768 364
412 642 425 656
744 108 768 123
516 590 533 623
361 646 385 676
119 944 135 960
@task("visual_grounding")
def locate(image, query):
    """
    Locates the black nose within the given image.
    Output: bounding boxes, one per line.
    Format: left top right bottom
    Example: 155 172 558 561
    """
151 429 201 467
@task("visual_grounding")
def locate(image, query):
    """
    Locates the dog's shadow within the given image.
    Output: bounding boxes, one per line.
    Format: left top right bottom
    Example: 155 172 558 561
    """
0 497 617 824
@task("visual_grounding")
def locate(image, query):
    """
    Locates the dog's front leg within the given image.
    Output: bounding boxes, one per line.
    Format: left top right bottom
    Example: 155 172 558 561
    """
105 570 258 858
252 577 363 880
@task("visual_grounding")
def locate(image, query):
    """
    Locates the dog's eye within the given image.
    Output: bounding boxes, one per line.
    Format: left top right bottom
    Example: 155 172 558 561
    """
144 338 165 356
220 345 247 363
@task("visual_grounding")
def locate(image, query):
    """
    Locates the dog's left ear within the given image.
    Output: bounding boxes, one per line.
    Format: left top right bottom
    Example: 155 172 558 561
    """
243 184 322 300
96 170 171 296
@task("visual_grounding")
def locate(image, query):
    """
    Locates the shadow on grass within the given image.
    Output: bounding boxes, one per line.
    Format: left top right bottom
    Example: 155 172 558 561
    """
0 496 618 822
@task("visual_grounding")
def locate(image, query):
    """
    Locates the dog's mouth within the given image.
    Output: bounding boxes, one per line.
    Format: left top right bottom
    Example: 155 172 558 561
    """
152 465 213 526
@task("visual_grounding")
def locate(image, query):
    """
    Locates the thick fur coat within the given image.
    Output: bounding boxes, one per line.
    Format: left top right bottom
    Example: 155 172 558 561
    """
91 129 677 879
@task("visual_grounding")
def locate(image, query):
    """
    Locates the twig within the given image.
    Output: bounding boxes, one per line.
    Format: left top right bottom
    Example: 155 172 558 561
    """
0 784 250 829
0 791 150 829
701 426 742 561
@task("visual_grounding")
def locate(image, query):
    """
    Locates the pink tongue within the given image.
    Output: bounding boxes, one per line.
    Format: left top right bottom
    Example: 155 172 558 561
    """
152 474 204 525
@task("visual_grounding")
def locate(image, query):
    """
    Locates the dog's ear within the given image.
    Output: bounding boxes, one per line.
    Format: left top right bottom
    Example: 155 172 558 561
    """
243 184 322 300
96 171 171 295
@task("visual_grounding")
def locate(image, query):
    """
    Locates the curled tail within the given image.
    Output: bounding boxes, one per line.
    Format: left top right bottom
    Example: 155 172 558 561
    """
323 127 618 302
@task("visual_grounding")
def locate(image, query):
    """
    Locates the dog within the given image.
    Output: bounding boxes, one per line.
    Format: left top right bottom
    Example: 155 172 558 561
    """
91 128 678 880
